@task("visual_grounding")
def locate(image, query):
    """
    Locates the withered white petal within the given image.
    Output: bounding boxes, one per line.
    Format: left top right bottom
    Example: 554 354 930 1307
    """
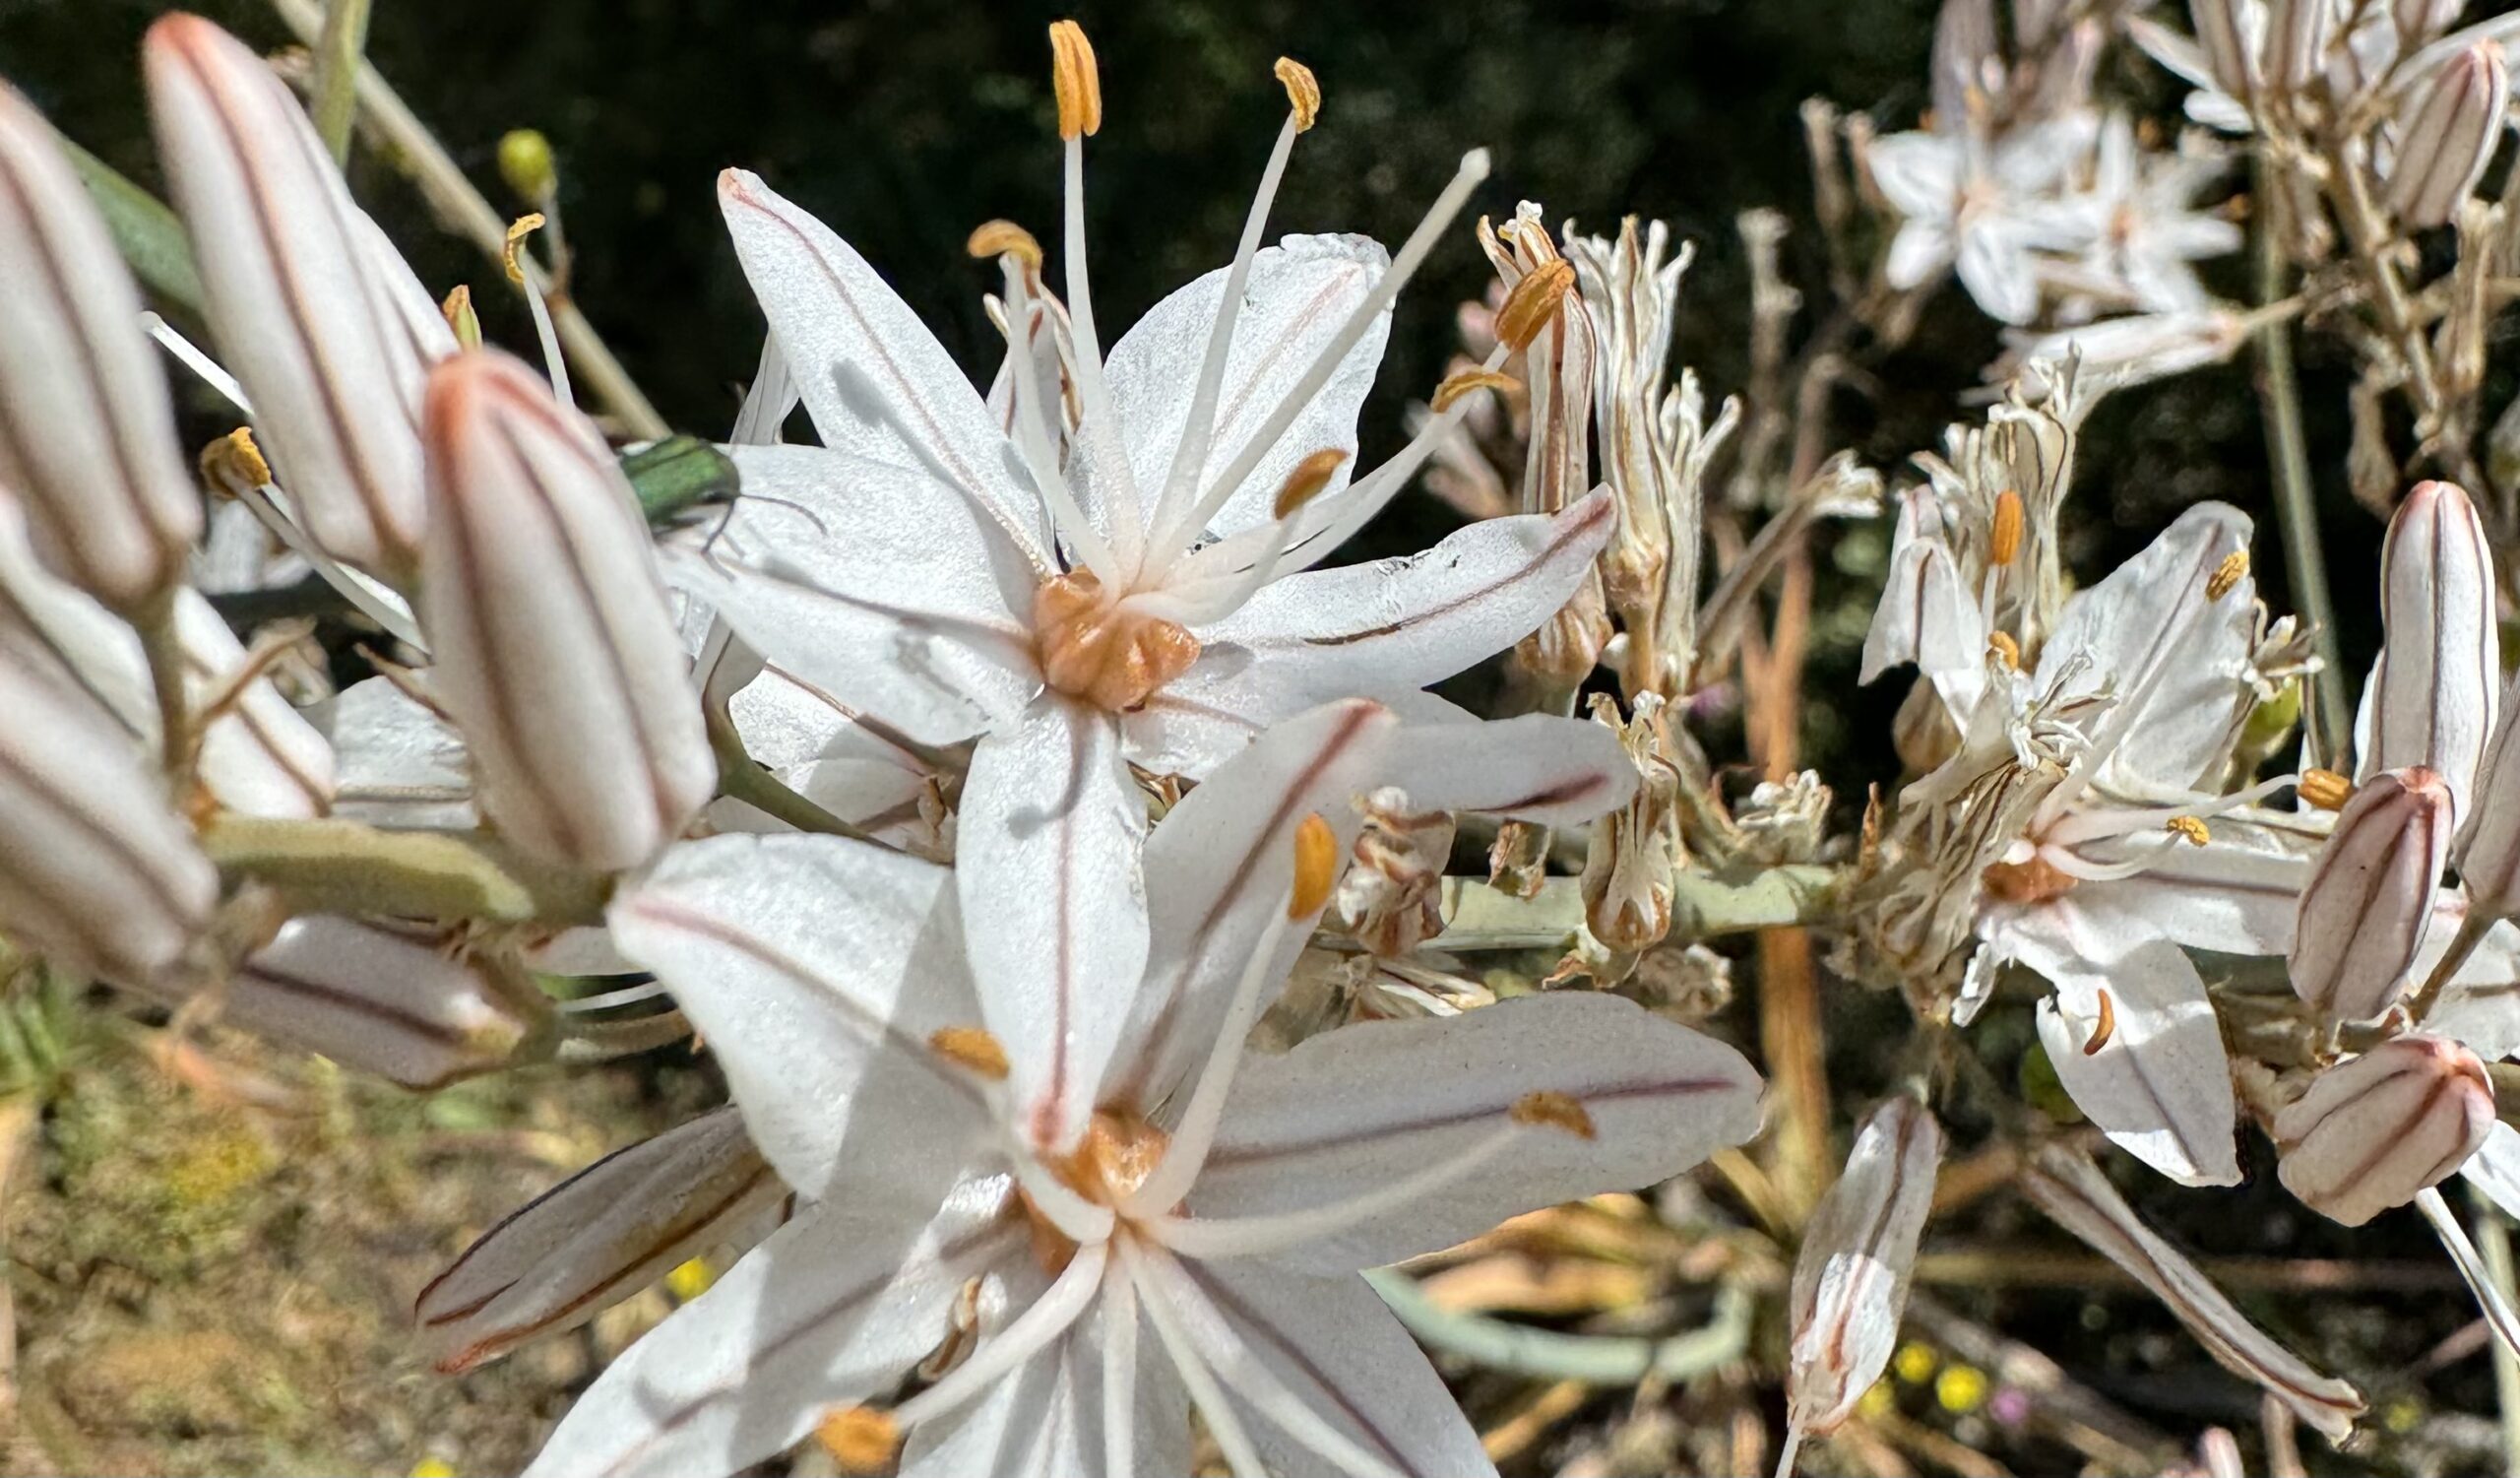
2290 767 2452 1023
2023 1143 2363 1441
417 350 715 872
2274 1033 2493 1227
1787 1095 1942 1435
145 14 451 580
0 81 201 609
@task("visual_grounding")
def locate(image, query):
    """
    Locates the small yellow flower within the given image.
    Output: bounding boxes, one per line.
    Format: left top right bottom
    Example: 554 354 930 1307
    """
411 1458 458 1478
2383 1397 2424 1434
665 1256 714 1302
1893 1340 1937 1384
1856 1381 1896 1420
1934 1364 1988 1414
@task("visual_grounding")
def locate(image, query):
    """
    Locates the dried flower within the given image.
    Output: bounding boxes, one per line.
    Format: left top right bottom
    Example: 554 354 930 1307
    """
1787 1095 1943 1436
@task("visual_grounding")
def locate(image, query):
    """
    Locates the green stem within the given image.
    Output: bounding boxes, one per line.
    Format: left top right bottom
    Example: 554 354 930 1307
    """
1365 1269 1751 1383
1432 866 1837 952
57 137 202 313
200 814 607 925
2254 156 2350 769
310 0 374 164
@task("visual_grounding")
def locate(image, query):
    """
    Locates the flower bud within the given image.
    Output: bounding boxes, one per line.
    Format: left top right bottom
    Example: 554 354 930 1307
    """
0 655 219 987
417 350 714 872
2275 1035 2493 1226
2388 42 2508 229
2363 481 2497 821
1335 788 1453 958
0 82 202 610
1788 1095 1942 1436
2188 0 2255 100
2291 767 2454 1022
2459 683 2520 923
145 14 456 582
2259 0 2334 96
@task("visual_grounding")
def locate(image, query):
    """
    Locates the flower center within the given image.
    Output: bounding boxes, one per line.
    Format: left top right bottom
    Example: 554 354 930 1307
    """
1033 570 1202 712
1982 853 2077 904
1016 1105 1175 1274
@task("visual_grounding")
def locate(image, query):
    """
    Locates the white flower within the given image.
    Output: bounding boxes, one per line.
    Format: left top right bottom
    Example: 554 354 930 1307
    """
1867 118 2097 325
2044 116 2241 314
522 699 1761 1478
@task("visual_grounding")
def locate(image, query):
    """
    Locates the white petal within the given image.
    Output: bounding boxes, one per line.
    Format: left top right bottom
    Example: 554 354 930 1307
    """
2034 501 2258 793
1376 710 1638 825
1867 133 1962 220
607 832 995 1202
1789 1096 1942 1434
716 169 1047 562
1955 226 2045 325
1098 234 1391 545
1187 993 1764 1271
959 696 1151 1155
902 1298 1192 1478
521 1183 1026 1478
1157 493 1615 773
1861 520 1981 685
2031 939 2242 1187
1118 699 1399 1107
319 675 475 829
2459 1121 2520 1221
417 1107 784 1372
2366 481 2498 820
216 916 531 1089
668 444 1040 744
1993 825 2309 959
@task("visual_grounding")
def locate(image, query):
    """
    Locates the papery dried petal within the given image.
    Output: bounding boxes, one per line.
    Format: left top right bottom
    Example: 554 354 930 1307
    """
417 351 715 872
2274 1034 2492 1226
2387 42 2508 229
0 82 202 610
1788 1095 1942 1435
2291 767 2452 1022
0 654 218 987
145 14 455 581
1580 693 1680 953
2023 1143 2363 1441
1334 787 1453 958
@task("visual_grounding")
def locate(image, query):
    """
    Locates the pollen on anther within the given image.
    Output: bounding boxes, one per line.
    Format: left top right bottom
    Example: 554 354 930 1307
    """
1990 490 2024 565
1432 368 1519 414
1291 813 1338 920
1986 630 2022 671
929 1025 1011 1081
2083 989 2116 1056
815 1406 901 1475
967 219 1043 268
1510 1090 1598 1139
1274 57 1321 132
1048 21 1102 139
1494 260 1577 353
2205 550 2249 601
199 427 271 495
1273 449 1350 518
2165 815 2210 846
2300 767 2353 811
502 213 547 286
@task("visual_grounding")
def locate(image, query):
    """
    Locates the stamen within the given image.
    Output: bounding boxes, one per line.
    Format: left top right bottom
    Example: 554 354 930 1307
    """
1164 148 1494 563
2164 815 2210 846
1986 630 2021 670
1125 907 1295 1217
503 213 574 408
440 285 481 350
1148 1124 1522 1261
1121 1242 1272 1478
1008 1142 1117 1245
2301 767 2354 810
891 1239 1108 1430
1275 450 1350 519
146 314 252 413
1990 489 2024 565
1048 20 1102 139
1056 78 1146 574
1291 812 1338 919
1431 367 1518 413
196 425 428 651
200 427 272 493
1510 1089 1599 1138
2040 773 2300 849
930 1025 1011 1080
814 1407 900 1474
998 259 1121 584
2205 550 2249 601
1274 57 1321 131
2083 989 2116 1055
1102 1261 1139 1478
1492 259 1576 352
967 219 1044 268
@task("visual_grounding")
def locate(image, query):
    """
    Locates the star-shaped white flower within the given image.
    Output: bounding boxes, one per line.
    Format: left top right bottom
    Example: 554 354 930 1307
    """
2044 116 2240 314
1867 117 2098 325
519 699 1761 1478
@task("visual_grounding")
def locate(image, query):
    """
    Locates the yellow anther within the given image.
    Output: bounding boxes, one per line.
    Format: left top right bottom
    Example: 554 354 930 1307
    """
1509 1090 1599 1139
1986 630 2021 671
1493 259 1577 353
967 220 1043 269
2165 815 2210 846
1291 813 1338 920
2300 767 2354 811
1431 368 1519 414
502 213 546 286
2084 988 2116 1056
1989 489 2024 565
1048 21 1102 139
664 1255 713 1301
1274 57 1321 131
441 285 481 350
1273 449 1350 518
929 1026 1011 1081
2206 549 2249 601
815 1406 901 1475
199 427 272 495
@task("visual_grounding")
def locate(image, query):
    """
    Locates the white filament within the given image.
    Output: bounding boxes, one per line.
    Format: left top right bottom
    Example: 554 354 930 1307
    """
891 1239 1107 1429
1061 135 1146 575
1101 1259 1139 1478
1119 1239 1271 1478
1001 259 1120 584
1124 905 1294 1217
1148 1124 1520 1261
